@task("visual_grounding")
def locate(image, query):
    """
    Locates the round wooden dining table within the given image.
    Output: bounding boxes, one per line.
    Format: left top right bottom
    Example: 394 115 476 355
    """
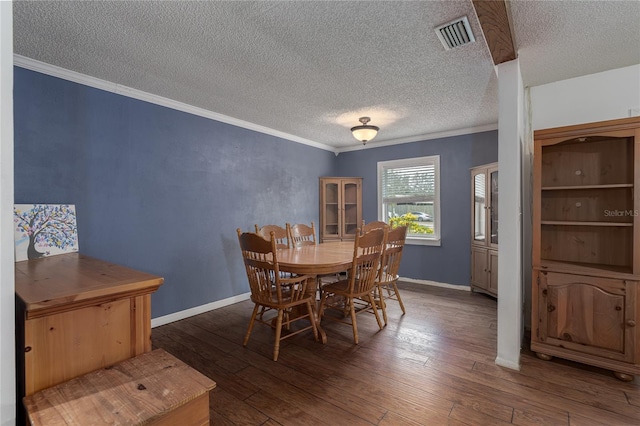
276 240 355 344
276 240 355 275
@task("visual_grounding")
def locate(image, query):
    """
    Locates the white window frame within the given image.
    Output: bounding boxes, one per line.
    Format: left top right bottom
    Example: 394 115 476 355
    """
377 156 441 246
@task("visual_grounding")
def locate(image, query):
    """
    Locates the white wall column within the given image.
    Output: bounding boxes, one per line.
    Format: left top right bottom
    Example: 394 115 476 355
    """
496 58 524 370
0 2 15 425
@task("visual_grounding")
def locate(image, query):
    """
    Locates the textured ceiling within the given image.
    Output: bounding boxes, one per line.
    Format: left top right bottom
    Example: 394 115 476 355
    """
12 1 640 151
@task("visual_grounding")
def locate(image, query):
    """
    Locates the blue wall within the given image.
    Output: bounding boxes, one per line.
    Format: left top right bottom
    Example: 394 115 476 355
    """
14 67 336 318
14 67 499 318
336 132 498 286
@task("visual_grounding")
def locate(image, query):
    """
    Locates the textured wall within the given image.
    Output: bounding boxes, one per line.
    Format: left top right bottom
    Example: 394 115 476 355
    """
336 131 498 286
13 66 498 316
14 67 335 318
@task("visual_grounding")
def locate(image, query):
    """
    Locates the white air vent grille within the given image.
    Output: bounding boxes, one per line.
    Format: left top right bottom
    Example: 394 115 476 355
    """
435 16 475 50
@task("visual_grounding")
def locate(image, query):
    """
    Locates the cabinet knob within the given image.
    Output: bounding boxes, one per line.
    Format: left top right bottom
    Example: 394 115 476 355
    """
627 320 636 327
25 346 32 353
542 289 548 296
547 304 556 313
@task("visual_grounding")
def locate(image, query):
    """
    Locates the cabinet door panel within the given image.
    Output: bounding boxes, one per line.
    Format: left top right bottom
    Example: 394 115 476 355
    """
471 247 488 290
488 250 498 295
489 167 499 247
538 272 634 362
342 180 361 239
321 180 340 240
472 171 486 245
24 299 133 394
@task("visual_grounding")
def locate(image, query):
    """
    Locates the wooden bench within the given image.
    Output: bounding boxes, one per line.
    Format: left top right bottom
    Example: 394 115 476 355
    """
23 349 216 426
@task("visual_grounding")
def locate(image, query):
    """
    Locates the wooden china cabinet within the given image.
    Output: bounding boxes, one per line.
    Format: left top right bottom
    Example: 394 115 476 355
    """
470 163 498 297
319 177 362 242
532 116 640 381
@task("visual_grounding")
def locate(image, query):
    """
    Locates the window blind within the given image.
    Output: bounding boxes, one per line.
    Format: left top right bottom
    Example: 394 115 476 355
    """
382 162 436 205
474 173 486 203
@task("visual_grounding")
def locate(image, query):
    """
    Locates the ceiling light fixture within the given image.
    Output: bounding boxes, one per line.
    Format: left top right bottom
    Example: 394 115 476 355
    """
351 117 379 145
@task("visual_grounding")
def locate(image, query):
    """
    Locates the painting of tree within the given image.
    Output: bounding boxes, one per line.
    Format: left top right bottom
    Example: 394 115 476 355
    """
14 204 79 261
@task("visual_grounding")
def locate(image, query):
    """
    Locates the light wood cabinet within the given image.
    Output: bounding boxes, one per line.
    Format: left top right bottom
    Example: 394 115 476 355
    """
470 163 498 297
15 253 163 421
535 271 636 363
532 116 640 381
319 177 362 242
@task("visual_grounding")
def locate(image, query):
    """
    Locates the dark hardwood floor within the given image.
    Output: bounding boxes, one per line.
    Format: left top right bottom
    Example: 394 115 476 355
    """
152 282 639 425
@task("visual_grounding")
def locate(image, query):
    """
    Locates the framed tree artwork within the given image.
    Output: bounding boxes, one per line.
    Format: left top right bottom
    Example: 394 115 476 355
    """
13 204 79 261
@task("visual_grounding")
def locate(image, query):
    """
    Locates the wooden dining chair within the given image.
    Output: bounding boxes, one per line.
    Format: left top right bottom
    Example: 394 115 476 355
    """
237 229 319 361
375 225 408 325
287 221 331 297
361 220 388 235
318 227 386 344
287 222 317 247
255 224 289 249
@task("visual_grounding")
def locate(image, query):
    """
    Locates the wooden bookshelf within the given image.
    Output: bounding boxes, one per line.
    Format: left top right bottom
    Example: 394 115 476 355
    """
532 116 640 381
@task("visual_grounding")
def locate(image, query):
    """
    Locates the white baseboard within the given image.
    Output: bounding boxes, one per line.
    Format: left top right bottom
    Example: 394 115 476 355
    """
151 278 469 328
151 292 251 328
495 356 521 371
400 277 471 291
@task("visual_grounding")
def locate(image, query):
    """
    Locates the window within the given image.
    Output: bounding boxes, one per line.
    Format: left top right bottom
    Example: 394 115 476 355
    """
378 156 440 245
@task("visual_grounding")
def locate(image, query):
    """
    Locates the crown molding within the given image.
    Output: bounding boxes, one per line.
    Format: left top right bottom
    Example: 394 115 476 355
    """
335 122 499 154
14 55 498 154
13 54 336 152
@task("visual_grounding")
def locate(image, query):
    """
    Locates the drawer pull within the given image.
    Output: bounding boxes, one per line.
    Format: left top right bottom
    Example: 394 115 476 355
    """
627 320 636 327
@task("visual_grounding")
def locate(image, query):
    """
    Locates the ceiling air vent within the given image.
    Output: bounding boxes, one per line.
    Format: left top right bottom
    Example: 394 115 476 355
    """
435 16 475 50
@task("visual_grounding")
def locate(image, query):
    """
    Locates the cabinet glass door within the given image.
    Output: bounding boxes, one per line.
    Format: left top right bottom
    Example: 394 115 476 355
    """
342 181 359 237
489 169 498 245
473 172 486 243
323 181 340 239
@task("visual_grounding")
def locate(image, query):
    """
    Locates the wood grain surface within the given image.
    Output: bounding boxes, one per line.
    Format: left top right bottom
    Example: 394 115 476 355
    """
153 282 640 425
23 349 216 426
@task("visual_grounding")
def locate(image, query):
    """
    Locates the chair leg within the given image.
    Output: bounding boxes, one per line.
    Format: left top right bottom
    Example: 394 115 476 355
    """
306 300 319 342
368 293 383 330
377 285 388 326
392 282 406 314
341 295 350 318
273 309 284 361
243 303 260 347
348 297 359 344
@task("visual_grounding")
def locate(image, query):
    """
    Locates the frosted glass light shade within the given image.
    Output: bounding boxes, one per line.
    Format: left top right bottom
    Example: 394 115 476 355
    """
350 117 379 144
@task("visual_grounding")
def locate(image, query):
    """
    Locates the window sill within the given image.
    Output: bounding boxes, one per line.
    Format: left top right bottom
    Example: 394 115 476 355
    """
406 237 441 247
